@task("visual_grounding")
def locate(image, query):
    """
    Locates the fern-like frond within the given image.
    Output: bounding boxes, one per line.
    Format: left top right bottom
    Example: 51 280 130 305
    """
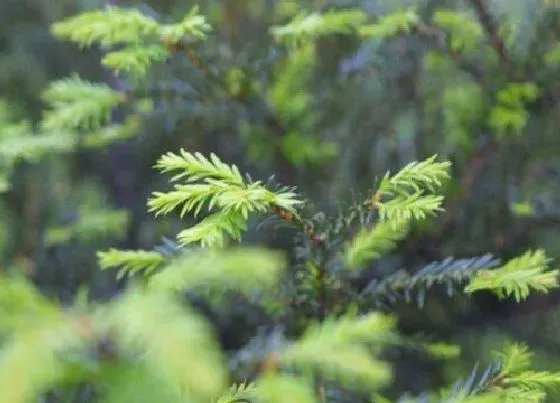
343 218 409 269
102 45 170 76
97 249 167 279
0 130 74 163
159 5 212 43
103 289 227 400
378 192 445 223
81 115 140 148
148 181 281 219
434 343 560 402
271 9 369 44
496 343 532 375
51 7 160 47
154 150 244 185
280 313 394 388
378 155 451 195
149 150 302 247
149 183 222 218
148 247 285 293
433 11 484 52
464 249 559 302
175 211 247 248
41 75 124 131
508 371 560 391
371 155 450 225
359 9 419 38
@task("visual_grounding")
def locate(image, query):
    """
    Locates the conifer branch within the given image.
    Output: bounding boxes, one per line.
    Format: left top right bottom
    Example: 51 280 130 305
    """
97 248 168 279
367 155 451 226
376 155 451 195
271 9 369 44
51 6 211 77
51 7 160 47
360 254 500 308
148 247 286 294
105 289 228 400
465 249 560 301
343 218 409 269
465 0 511 75
148 149 302 248
40 75 125 131
359 8 419 38
279 313 394 388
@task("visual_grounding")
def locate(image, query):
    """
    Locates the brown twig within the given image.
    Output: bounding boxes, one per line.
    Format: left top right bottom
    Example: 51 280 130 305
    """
465 0 512 75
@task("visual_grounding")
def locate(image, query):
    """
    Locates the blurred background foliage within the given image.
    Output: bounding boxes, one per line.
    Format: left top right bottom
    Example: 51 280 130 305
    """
2 0 560 399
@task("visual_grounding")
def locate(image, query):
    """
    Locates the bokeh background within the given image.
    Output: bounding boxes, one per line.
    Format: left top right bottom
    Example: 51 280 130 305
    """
2 0 560 399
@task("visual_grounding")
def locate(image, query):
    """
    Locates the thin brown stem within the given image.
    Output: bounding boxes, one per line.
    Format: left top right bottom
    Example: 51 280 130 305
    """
465 0 512 75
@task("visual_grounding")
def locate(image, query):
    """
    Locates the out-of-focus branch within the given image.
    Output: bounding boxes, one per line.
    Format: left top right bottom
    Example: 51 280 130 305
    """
414 22 486 84
465 0 512 75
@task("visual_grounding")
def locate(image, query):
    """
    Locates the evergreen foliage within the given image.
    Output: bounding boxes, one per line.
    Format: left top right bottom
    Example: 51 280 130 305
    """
2 1 560 402
147 149 302 247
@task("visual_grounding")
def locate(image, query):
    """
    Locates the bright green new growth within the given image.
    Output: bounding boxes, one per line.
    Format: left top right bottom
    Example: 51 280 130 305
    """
148 247 286 294
465 249 559 302
377 155 451 194
342 155 450 269
483 343 560 400
343 219 409 269
41 75 124 131
0 252 398 402
271 9 369 44
489 82 540 137
280 313 394 388
375 154 451 224
98 249 168 279
433 10 484 52
98 246 286 296
148 149 302 247
0 275 229 403
359 8 419 38
51 6 211 77
270 7 420 45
